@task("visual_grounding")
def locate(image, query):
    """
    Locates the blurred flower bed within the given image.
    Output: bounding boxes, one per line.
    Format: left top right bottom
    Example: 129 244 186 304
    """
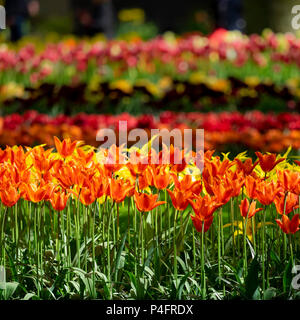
1 110 300 153
1 29 300 114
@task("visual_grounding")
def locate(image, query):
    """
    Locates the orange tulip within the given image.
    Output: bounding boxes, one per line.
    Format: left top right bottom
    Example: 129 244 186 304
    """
202 171 215 196
224 171 244 197
109 179 134 203
0 185 21 207
235 158 258 176
188 194 221 218
276 214 300 234
255 180 281 206
167 189 190 211
22 182 55 203
171 173 202 195
91 176 109 199
75 148 95 165
245 175 258 199
54 136 81 158
134 191 166 212
103 145 126 176
277 170 300 195
204 157 233 177
152 166 171 190
189 194 219 233
255 152 284 173
274 192 299 215
8 146 29 172
54 164 83 189
49 191 70 211
31 147 55 174
191 214 214 233
212 180 234 205
127 151 148 177
0 149 8 163
79 187 96 206
239 198 263 219
160 145 186 173
138 168 153 190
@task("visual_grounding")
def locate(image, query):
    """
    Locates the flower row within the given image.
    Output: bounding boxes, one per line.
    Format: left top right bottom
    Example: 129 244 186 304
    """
0 137 299 236
2 77 299 114
1 111 300 152
0 30 300 89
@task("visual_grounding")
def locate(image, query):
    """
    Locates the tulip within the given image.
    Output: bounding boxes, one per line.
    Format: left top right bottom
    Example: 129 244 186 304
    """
49 191 70 211
109 179 134 203
167 189 190 211
0 186 21 207
134 191 165 212
239 198 263 219
274 192 299 215
54 136 81 158
255 151 285 173
276 214 300 234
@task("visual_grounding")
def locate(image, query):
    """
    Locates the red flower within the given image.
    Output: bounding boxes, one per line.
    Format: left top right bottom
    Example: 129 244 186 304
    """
239 198 263 219
276 214 300 234
255 152 285 173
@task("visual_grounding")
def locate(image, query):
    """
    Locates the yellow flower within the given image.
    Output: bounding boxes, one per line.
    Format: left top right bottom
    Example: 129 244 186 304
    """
207 78 230 93
118 8 145 23
0 82 25 101
245 76 260 87
110 80 133 94
189 72 206 85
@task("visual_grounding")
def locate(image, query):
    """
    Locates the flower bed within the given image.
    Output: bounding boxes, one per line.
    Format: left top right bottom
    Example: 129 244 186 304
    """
0 137 299 300
1 110 300 152
1 30 300 113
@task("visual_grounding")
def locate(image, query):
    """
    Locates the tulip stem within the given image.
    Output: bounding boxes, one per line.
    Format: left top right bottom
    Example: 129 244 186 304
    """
261 206 266 296
117 203 120 242
192 227 196 274
252 214 256 254
107 201 115 298
230 198 235 263
173 209 178 286
14 204 19 274
139 212 144 266
283 193 288 261
0 207 7 276
127 200 131 247
217 209 223 294
92 207 96 298
289 234 294 267
201 222 206 300
243 199 253 279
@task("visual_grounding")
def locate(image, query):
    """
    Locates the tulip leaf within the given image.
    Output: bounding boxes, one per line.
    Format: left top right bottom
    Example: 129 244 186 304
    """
113 228 128 277
245 256 260 299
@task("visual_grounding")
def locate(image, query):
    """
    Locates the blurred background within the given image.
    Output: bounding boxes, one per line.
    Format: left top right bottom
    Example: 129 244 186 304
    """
0 0 297 42
1 0 300 154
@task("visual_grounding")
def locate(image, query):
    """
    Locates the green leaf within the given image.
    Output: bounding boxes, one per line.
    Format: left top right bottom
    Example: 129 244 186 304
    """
176 272 191 300
22 293 39 300
245 256 260 299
